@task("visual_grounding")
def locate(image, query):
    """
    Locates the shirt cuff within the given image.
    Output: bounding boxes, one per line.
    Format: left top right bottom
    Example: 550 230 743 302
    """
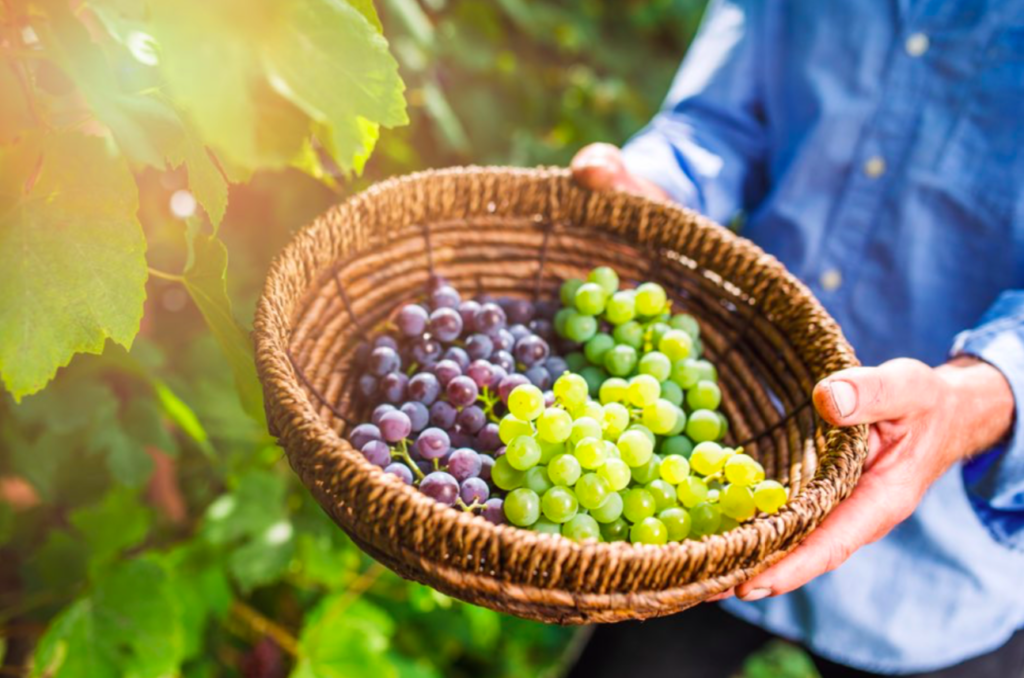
620 127 702 210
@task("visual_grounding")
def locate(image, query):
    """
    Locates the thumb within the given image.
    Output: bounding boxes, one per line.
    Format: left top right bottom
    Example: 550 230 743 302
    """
570 143 668 200
812 358 937 427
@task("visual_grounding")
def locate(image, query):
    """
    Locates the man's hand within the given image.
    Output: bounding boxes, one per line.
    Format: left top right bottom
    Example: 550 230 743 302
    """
571 143 669 201
717 357 1015 602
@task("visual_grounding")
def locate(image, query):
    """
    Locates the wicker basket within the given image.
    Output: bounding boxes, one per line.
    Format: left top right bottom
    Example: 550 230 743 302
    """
253 166 868 624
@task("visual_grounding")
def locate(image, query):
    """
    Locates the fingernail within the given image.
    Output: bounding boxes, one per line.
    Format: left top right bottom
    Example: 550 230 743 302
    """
739 587 772 602
829 380 856 418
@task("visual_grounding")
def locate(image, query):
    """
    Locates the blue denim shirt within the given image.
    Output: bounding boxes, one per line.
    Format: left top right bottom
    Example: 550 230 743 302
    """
621 0 1024 673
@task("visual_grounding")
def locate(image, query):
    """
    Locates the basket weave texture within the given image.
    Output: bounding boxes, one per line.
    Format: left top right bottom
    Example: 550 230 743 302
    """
254 166 868 624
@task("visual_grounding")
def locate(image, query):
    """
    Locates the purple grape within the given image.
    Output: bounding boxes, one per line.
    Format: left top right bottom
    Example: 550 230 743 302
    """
491 350 514 373
457 405 487 434
446 375 479 408
494 445 507 458
506 298 535 325
417 427 451 460
354 342 372 364
460 477 490 505
544 390 555 407
433 359 462 386
420 471 459 506
525 365 552 389
466 359 496 390
474 303 507 334
380 372 408 403
482 498 505 524
544 356 568 380
397 304 429 337
350 423 381 449
491 328 515 352
449 431 476 449
428 275 450 291
429 401 458 429
529 318 554 340
361 440 391 467
371 403 396 426
447 448 482 481
465 333 494 361
479 454 496 482
358 374 378 398
498 374 530 404
514 335 550 367
535 298 559 319
487 365 508 389
429 307 463 343
431 285 461 309
400 401 430 432
410 337 443 366
457 300 481 328
385 462 414 485
416 460 433 476
407 372 441 405
475 293 496 305
442 346 470 370
476 423 501 451
509 324 531 342
379 410 412 442
374 335 399 351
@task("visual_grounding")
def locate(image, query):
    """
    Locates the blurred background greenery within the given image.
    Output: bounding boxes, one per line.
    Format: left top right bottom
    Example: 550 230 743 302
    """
0 0 819 676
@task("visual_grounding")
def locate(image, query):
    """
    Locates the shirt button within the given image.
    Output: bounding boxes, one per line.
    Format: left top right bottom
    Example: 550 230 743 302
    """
863 156 886 178
820 269 842 292
905 32 929 57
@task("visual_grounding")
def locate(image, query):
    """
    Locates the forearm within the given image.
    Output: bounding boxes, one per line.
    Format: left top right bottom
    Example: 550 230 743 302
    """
936 357 1015 462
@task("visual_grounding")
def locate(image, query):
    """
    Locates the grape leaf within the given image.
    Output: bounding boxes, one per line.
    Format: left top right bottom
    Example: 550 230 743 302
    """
0 132 147 401
228 519 295 592
164 118 229 231
345 0 384 33
31 559 186 678
182 234 265 425
68 489 152 573
292 598 397 678
161 546 233 658
201 470 287 545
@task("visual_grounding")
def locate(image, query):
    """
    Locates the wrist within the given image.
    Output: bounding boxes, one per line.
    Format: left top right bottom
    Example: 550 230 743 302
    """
935 357 1015 459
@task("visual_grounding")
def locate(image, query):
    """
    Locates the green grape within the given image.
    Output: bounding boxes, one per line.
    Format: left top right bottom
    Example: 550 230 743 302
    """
638 351 672 382
524 466 554 495
499 414 534 445
753 480 788 514
605 290 636 325
600 518 630 542
560 278 584 307
541 486 579 523
580 366 608 398
547 453 582 486
617 429 654 467
666 406 688 436
598 458 632 491
588 266 620 296
630 517 668 545
533 518 562 535
508 384 545 421
690 441 730 475
623 488 657 523
602 402 630 438
659 329 693 362
659 380 684 407
720 484 756 521
562 514 601 541
686 409 722 443
574 436 608 470
627 424 656 446
599 377 629 404
575 282 607 315
554 373 589 408
537 408 573 443
671 358 701 389
692 336 705 359
603 344 638 377
612 321 644 349
570 416 602 445
565 311 599 343
584 332 615 365
565 351 588 372
538 438 566 463
590 491 624 523
641 398 679 435
504 488 541 527
630 454 662 484
553 307 574 338
646 479 678 511
660 454 691 484
492 455 525 490
659 507 692 541
603 440 621 460
707 488 721 503
648 321 672 348
717 412 730 441
635 282 668 316
661 435 694 458
686 380 722 411
575 472 611 509
627 374 661 407
724 454 765 486
669 313 701 339
689 502 722 538
677 476 709 508
717 515 740 534
694 359 718 382
506 435 542 470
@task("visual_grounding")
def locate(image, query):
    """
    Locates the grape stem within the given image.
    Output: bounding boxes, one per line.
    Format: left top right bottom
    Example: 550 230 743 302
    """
391 439 425 481
455 498 483 512
478 387 502 424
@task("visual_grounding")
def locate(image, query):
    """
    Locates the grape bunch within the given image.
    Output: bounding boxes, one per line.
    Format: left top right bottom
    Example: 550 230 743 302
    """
347 278 567 524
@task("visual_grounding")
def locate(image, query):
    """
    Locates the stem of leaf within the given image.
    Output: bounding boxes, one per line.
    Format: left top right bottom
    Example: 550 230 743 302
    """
148 266 184 282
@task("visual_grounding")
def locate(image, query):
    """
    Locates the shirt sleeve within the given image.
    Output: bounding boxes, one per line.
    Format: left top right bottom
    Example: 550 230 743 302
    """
952 290 1024 549
620 0 770 225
